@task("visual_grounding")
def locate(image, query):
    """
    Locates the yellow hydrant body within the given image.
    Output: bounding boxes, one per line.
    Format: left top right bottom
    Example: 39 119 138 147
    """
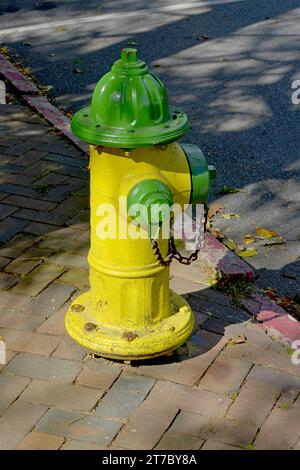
65 48 212 360
65 143 195 360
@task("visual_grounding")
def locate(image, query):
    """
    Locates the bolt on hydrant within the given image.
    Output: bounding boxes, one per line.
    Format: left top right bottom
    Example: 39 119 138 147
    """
65 48 215 360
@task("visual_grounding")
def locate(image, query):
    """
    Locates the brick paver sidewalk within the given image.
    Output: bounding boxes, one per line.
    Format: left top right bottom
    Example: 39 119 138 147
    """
0 101 300 450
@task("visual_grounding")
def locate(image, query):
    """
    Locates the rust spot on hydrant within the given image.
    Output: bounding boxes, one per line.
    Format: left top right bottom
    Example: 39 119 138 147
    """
71 304 85 312
84 322 97 332
122 331 138 342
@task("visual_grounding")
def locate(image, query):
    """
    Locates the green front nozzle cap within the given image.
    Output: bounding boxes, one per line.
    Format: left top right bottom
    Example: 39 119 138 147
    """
71 48 189 148
127 179 173 227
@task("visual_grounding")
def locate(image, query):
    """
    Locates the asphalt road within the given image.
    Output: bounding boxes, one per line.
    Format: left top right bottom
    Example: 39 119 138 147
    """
0 0 300 297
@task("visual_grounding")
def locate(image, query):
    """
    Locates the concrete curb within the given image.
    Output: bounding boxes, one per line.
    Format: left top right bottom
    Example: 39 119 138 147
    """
0 52 298 344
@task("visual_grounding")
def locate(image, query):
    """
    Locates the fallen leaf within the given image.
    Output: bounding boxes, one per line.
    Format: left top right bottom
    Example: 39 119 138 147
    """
207 203 224 220
279 296 294 308
222 213 240 219
224 238 238 251
256 227 278 238
56 26 65 32
218 185 240 195
264 288 277 300
258 236 285 246
243 234 256 244
228 334 247 345
237 248 258 257
209 227 225 239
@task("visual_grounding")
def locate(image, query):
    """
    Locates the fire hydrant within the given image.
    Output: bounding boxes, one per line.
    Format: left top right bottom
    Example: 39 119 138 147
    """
65 48 213 360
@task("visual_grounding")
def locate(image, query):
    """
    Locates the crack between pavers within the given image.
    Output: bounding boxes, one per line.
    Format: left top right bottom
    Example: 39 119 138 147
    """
249 387 283 449
105 375 157 449
152 407 181 449
193 336 229 388
223 362 255 417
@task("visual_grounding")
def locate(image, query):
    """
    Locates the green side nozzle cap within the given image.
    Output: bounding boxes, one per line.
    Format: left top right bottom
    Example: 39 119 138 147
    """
71 48 189 148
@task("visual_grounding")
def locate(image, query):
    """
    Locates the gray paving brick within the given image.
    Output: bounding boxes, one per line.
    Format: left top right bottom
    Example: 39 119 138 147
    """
223 342 300 377
48 226 82 240
54 165 88 178
23 282 76 318
5 353 82 382
22 161 61 178
188 296 250 323
0 374 31 415
171 411 257 448
52 335 86 361
0 327 60 355
48 252 88 270
20 379 103 411
12 263 65 297
0 291 31 311
37 142 83 157
0 310 44 331
254 405 300 449
0 183 37 199
13 150 45 167
201 440 241 450
0 141 33 157
226 379 281 425
16 431 65 450
4 256 42 275
199 356 252 394
0 233 36 257
43 153 86 168
0 163 24 175
34 172 67 186
36 408 122 446
15 208 66 225
3 195 56 211
204 317 231 335
59 268 89 287
40 178 84 203
54 195 88 219
76 358 121 390
0 256 11 269
134 331 227 386
248 366 300 389
61 439 105 450
39 238 88 256
95 373 155 420
0 203 18 220
0 400 47 450
156 431 204 450
23 221 60 235
0 272 18 289
224 322 273 347
36 304 68 336
0 216 29 243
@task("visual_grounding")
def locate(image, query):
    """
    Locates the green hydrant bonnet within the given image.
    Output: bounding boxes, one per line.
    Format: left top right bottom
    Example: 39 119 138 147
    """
71 48 189 148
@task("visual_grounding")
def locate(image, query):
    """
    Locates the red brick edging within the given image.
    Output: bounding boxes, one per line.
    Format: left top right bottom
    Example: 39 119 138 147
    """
0 53 298 344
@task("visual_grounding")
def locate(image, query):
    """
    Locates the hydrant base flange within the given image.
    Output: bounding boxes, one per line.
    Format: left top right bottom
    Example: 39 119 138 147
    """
65 290 195 361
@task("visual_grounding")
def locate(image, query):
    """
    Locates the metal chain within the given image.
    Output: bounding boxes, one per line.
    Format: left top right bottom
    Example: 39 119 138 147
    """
150 205 208 267
151 236 200 266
